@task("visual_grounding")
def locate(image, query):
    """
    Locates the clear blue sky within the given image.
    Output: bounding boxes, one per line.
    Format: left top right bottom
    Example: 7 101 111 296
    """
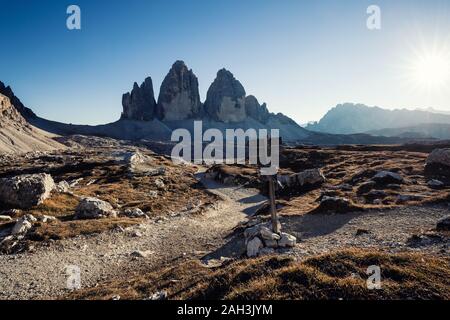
0 0 449 125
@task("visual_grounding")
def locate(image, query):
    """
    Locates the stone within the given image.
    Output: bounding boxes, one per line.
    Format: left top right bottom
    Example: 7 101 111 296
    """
278 232 296 248
245 95 269 123
38 215 57 223
278 168 326 189
131 250 154 258
121 77 157 121
396 194 423 203
54 180 70 193
264 239 278 248
0 173 55 209
11 217 33 235
356 180 376 195
122 208 147 218
426 148 450 172
148 190 158 198
148 291 167 300
246 237 263 257
365 190 388 201
0 215 12 222
372 171 404 185
428 179 445 189
259 226 281 241
154 179 165 190
318 196 354 213
157 61 202 120
259 248 276 256
75 197 117 219
436 216 450 231
204 69 246 123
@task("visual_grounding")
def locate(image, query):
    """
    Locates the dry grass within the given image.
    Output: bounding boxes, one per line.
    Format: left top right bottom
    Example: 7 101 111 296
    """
28 217 142 241
67 249 450 300
208 145 450 216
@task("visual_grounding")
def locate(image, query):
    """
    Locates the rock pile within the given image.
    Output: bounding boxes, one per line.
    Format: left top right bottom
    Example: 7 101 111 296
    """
243 222 296 257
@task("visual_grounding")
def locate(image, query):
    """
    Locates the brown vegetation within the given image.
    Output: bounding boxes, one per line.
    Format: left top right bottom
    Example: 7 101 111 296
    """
67 248 450 300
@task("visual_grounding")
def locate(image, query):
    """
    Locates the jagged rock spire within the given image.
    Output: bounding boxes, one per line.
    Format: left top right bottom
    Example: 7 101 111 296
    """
121 77 157 121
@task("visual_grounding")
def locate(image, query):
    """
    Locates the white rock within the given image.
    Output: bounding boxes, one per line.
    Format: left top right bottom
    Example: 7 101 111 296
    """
122 208 146 218
148 190 158 198
0 215 13 222
278 232 297 248
11 218 32 235
246 237 263 257
55 180 70 193
259 226 281 241
0 173 55 209
131 250 154 258
154 179 165 189
75 197 117 219
278 168 325 188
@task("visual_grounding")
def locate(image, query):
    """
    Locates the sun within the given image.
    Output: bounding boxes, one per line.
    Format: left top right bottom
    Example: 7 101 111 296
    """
409 48 450 91
412 52 450 89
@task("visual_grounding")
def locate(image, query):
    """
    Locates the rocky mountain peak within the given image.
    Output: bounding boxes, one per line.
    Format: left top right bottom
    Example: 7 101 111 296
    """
245 95 270 124
204 68 246 123
157 60 202 121
121 77 157 121
0 81 36 119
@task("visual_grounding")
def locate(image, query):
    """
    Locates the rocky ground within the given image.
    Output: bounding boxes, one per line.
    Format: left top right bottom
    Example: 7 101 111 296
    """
0 138 449 299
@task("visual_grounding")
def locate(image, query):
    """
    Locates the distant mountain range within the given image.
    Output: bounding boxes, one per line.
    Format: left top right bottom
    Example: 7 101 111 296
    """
4 63 448 154
306 103 450 139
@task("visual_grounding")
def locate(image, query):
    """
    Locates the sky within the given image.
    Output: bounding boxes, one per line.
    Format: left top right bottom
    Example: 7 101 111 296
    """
0 0 449 125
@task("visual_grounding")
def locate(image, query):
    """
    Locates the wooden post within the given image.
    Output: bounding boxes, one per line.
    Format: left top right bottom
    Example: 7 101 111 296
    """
268 175 280 234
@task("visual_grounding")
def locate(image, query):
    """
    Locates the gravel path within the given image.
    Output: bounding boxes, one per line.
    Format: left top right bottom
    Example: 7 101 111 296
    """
284 205 449 259
0 174 266 299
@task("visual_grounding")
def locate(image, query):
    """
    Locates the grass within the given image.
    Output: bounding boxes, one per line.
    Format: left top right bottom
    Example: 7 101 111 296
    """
67 248 450 300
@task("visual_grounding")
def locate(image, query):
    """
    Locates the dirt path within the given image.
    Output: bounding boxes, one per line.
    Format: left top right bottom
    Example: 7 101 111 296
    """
0 173 266 299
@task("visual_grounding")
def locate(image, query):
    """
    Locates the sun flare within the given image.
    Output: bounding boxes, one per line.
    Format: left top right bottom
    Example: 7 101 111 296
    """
410 49 450 90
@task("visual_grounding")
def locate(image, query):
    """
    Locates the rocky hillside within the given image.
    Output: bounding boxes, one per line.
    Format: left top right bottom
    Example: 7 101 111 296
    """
306 103 450 135
0 92 63 153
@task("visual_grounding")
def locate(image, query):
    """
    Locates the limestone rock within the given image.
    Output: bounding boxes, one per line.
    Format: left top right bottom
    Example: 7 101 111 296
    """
204 69 246 123
121 77 157 121
75 197 117 219
11 216 34 235
245 95 269 123
157 61 202 120
278 232 296 248
0 173 55 209
247 237 263 257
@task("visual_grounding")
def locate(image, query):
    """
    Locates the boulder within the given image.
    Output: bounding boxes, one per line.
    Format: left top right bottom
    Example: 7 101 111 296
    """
436 216 450 231
372 171 404 185
245 95 270 123
157 61 202 120
121 77 157 121
246 237 263 257
204 69 246 123
315 196 359 214
75 197 117 219
278 168 326 189
0 173 55 209
278 232 296 248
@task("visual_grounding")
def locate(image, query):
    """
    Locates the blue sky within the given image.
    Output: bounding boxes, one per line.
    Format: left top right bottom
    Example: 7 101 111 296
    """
0 0 449 125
